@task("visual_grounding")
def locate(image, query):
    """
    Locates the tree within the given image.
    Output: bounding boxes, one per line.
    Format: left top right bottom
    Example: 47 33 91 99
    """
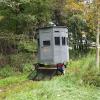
68 15 87 52
85 0 100 70
0 0 36 34
31 0 52 28
0 0 53 36
51 0 67 25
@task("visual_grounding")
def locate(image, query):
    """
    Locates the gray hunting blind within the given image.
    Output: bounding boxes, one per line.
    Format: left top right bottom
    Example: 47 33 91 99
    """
37 26 69 65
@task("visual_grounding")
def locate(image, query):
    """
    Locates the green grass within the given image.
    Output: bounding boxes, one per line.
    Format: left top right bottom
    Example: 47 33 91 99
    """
0 74 28 88
0 75 100 100
0 52 100 100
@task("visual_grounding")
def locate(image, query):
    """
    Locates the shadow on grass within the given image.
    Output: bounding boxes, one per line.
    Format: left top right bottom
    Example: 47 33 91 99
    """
28 69 63 81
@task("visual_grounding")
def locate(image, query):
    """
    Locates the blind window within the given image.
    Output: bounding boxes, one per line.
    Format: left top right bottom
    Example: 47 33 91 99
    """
62 37 66 45
55 37 60 45
43 40 50 46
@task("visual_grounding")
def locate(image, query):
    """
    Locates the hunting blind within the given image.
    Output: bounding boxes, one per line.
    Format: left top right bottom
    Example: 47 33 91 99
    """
37 26 69 65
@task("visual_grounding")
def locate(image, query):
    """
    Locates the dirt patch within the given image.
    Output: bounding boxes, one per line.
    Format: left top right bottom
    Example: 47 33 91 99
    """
0 89 3 92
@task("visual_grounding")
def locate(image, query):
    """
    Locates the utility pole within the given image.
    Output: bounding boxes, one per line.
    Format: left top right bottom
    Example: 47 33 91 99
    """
95 0 100 71
96 12 100 71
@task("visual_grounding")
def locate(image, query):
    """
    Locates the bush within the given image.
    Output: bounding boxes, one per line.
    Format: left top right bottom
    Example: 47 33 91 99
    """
18 40 37 53
0 65 15 78
22 63 33 73
9 53 34 72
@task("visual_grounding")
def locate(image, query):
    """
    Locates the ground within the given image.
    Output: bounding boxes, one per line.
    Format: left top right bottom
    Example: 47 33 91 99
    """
0 72 100 100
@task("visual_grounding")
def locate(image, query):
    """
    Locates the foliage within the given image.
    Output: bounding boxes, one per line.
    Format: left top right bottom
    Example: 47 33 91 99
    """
0 0 52 34
65 0 84 15
0 0 98 54
68 14 87 48
30 0 52 27
9 53 34 72
51 0 67 25
68 15 87 34
68 50 100 87
0 52 34 78
18 39 37 53
22 63 33 73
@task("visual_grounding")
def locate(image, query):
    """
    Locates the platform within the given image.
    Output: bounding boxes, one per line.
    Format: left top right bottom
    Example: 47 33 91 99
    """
37 67 57 70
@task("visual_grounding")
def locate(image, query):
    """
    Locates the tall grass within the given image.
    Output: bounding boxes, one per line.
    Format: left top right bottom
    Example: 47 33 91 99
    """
68 50 100 87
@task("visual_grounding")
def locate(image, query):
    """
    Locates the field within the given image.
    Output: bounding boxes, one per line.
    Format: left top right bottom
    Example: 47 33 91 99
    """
0 53 100 100
0 0 100 99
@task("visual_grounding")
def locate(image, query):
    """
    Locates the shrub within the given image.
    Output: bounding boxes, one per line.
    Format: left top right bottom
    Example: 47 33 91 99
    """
22 63 33 73
0 65 15 78
9 53 34 72
18 40 37 53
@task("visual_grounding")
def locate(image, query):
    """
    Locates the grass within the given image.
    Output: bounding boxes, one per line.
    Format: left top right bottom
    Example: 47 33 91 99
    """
0 74 28 88
0 74 100 100
0 52 100 100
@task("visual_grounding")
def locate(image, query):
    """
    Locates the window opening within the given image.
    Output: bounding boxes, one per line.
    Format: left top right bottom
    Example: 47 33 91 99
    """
43 40 50 46
62 37 66 45
55 37 60 45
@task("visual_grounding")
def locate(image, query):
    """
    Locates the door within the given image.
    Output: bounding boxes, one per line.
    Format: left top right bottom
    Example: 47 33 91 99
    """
40 33 53 63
